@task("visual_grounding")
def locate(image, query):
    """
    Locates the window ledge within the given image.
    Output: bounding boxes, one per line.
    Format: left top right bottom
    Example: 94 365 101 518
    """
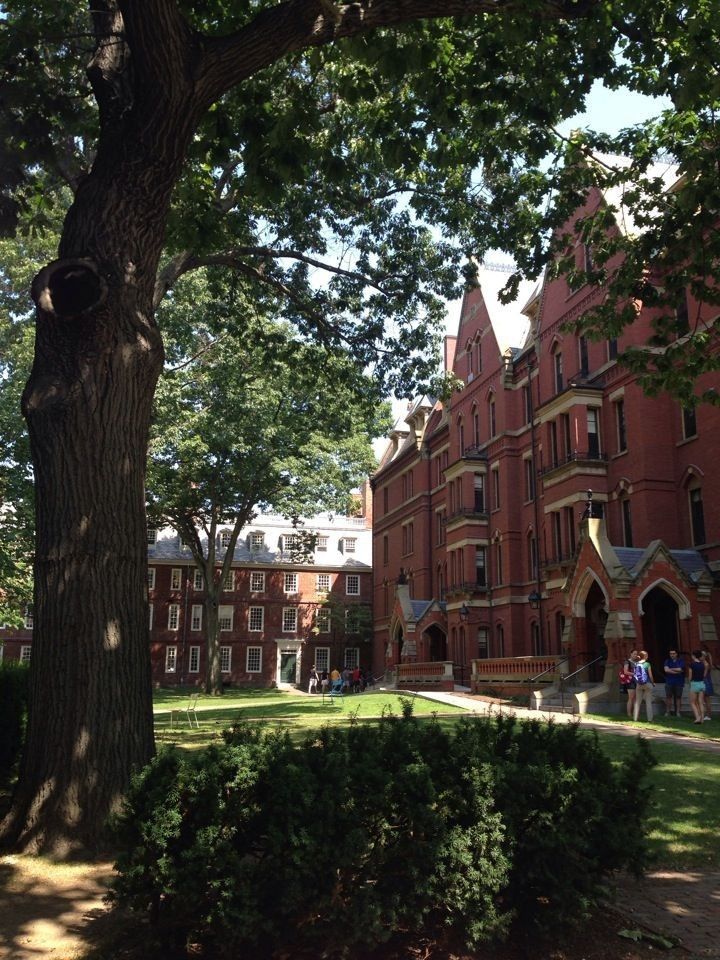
676 435 698 447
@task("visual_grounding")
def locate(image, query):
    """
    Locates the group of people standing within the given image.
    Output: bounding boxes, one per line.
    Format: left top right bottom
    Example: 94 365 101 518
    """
307 665 372 695
619 647 715 723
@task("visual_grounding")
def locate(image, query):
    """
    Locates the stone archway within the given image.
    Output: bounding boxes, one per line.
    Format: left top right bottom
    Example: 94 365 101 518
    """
640 586 680 677
425 624 447 662
583 580 608 681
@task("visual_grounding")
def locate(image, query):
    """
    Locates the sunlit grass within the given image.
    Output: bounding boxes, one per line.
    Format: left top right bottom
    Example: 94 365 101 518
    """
586 732 720 869
590 710 720 741
152 687 468 747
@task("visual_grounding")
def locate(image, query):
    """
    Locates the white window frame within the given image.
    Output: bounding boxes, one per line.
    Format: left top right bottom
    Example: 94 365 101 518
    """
248 606 264 632
190 604 203 631
189 645 200 674
282 607 298 633
168 603 180 631
24 607 34 630
284 572 299 594
220 645 232 673
246 646 262 673
315 646 330 673
250 531 265 550
344 647 360 669
147 567 156 590
20 645 31 664
250 571 265 593
218 605 234 631
170 568 182 591
316 607 331 633
345 574 360 596
147 528 157 545
193 569 204 590
343 537 357 554
223 570 235 591
316 573 331 594
165 645 177 673
219 530 232 548
316 535 328 552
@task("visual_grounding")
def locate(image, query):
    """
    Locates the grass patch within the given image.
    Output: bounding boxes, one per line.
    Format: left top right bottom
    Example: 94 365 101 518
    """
586 729 720 870
153 687 467 747
590 710 720 741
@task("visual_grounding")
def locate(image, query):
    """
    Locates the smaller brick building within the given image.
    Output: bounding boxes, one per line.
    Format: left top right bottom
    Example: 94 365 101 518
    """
2 509 373 690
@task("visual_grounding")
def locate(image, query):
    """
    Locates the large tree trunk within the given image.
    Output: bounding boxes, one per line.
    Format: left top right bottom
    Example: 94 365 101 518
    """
0 87 196 854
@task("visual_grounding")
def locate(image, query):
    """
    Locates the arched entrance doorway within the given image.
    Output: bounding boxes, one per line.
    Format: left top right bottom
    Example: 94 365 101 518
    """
641 587 680 678
584 581 608 681
426 624 447 662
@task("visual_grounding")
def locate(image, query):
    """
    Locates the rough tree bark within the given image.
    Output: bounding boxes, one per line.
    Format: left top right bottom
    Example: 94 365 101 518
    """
1 0 592 854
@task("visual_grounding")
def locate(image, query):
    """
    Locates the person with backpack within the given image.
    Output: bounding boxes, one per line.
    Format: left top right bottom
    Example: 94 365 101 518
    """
632 650 656 721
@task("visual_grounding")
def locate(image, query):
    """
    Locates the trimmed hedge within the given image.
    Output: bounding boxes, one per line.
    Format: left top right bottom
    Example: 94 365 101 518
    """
0 660 29 784
111 712 655 958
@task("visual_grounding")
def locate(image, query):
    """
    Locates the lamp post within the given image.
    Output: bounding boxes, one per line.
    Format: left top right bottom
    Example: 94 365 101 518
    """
458 603 470 687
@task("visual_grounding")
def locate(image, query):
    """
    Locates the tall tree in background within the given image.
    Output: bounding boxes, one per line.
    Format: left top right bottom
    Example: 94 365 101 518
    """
148 270 386 694
1 0 717 852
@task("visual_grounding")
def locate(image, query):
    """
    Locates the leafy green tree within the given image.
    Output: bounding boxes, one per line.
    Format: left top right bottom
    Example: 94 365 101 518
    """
148 270 386 694
1 0 716 852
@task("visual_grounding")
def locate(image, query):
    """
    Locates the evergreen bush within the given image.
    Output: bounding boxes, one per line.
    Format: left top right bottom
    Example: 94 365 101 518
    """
0 660 29 784
111 713 654 957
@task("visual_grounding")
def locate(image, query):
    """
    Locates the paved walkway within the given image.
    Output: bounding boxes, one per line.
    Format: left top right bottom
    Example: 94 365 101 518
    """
410 689 720 957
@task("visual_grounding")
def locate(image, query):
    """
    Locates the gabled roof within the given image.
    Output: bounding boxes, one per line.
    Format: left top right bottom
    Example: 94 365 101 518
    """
612 543 710 584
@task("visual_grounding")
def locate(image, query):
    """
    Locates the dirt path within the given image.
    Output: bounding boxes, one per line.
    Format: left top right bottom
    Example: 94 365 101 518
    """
0 855 113 960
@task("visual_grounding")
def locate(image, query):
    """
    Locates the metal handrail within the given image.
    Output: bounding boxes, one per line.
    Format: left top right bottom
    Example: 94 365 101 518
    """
557 654 606 714
562 654 605 685
528 656 569 684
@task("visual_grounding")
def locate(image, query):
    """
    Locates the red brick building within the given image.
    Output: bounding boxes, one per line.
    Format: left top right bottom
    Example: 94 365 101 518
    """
2 508 372 689
372 181 720 700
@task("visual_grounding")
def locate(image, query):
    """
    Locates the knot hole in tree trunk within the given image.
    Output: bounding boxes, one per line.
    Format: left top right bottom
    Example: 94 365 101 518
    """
32 259 107 319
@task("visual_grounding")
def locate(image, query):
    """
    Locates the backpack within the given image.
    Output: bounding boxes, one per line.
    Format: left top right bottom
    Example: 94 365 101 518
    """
634 661 649 685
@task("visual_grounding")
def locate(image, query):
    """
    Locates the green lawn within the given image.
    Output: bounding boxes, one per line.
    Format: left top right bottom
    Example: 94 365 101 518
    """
587 730 720 870
590 710 720 741
153 687 467 747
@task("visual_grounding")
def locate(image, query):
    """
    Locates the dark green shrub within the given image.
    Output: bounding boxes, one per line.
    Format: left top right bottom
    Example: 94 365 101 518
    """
0 660 29 784
449 714 656 931
111 713 654 957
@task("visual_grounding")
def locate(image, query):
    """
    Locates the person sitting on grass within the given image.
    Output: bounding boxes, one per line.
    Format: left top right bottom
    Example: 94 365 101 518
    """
663 649 685 717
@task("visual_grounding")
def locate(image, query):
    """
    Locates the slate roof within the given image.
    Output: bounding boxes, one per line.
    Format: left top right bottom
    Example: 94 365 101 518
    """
409 599 447 620
613 546 710 582
147 513 371 570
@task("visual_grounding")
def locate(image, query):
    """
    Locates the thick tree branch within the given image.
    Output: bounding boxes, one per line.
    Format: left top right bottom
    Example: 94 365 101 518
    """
154 245 387 306
195 0 602 108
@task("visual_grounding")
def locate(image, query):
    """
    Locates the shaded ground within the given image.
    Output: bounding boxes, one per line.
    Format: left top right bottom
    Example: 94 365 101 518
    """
0 855 113 960
0 853 705 960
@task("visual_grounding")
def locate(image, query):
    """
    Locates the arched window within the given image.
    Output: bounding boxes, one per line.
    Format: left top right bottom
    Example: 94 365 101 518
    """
472 403 480 447
458 415 465 455
689 485 706 545
488 394 496 437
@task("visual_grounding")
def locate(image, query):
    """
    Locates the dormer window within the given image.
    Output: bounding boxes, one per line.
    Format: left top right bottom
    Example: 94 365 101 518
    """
219 530 232 549
146 528 157 545
342 537 357 554
282 533 300 553
250 531 265 550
